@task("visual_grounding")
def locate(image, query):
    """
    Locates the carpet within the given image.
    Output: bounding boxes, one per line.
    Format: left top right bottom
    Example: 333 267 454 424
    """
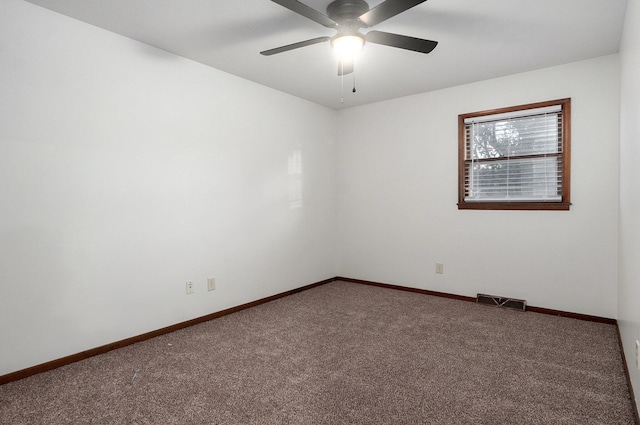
0 281 635 424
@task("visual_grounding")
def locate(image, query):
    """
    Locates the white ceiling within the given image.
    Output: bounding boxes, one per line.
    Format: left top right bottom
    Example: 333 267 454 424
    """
24 0 628 110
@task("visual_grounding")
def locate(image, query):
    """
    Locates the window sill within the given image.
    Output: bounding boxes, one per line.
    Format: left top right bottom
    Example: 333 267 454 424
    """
457 202 571 211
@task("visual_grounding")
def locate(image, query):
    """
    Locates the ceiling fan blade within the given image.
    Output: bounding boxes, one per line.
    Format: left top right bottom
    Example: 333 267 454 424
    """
271 0 337 28
359 0 428 27
260 36 331 56
366 30 438 54
337 59 354 76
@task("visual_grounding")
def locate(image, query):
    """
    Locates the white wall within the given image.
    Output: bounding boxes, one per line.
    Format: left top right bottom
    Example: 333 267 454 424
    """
336 55 620 319
0 0 337 376
619 0 640 412
0 0 629 383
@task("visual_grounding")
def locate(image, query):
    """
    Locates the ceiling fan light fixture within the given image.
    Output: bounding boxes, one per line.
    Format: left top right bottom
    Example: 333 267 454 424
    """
331 34 364 59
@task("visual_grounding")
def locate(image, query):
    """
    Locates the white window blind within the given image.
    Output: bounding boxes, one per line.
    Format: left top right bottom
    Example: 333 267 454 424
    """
463 105 564 203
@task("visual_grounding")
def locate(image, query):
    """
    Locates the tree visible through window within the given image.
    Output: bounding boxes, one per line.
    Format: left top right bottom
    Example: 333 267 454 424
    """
458 99 571 210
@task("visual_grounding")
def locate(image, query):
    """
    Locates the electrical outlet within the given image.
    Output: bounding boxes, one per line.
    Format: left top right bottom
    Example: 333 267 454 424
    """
186 281 194 295
636 340 639 369
435 263 444 274
207 277 216 291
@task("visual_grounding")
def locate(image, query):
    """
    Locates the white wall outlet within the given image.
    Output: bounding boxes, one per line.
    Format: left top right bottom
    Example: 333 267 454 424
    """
435 263 444 274
636 340 639 369
186 281 194 295
207 277 216 291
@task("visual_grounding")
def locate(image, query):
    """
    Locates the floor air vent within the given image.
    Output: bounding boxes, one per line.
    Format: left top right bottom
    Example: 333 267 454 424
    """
477 293 526 311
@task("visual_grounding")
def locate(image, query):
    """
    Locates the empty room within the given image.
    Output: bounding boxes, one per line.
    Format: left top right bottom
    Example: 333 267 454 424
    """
1 0 639 423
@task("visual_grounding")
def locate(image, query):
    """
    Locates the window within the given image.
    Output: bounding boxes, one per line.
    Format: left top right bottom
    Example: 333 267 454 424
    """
458 98 571 210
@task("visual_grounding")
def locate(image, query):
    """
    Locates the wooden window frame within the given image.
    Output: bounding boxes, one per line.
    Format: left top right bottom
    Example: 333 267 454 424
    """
457 98 571 211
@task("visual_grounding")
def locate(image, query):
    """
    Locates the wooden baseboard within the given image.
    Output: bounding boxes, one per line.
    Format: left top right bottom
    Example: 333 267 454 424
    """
525 305 616 325
0 277 334 386
616 325 640 425
335 276 477 303
0 275 621 387
335 276 617 324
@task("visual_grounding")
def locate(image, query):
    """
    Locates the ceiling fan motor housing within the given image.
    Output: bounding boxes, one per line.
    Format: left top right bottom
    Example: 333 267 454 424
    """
327 0 369 24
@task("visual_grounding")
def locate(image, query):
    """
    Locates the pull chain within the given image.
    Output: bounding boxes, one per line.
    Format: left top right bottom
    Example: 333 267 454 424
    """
352 69 356 93
340 60 344 103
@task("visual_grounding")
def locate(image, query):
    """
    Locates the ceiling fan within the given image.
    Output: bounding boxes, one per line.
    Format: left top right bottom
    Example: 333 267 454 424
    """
260 0 438 76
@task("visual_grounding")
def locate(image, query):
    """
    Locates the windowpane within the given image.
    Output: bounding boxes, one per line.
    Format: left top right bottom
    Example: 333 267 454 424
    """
466 157 562 201
458 99 571 210
469 114 561 160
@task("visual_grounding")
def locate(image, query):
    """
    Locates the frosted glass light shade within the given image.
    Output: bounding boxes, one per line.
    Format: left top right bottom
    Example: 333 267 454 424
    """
332 35 364 58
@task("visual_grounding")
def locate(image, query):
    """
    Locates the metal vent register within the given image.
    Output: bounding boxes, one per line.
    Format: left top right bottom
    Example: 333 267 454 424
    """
477 293 527 311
